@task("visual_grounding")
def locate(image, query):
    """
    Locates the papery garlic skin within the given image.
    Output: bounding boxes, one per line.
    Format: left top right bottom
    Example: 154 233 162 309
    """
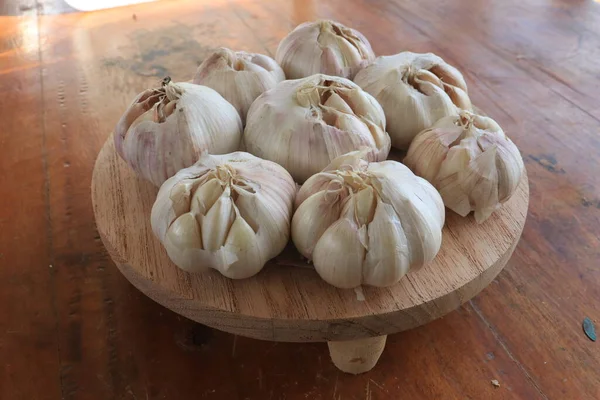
354 52 471 149
193 48 285 123
114 78 242 187
244 74 391 182
151 152 296 279
275 20 375 80
292 151 445 289
404 110 524 223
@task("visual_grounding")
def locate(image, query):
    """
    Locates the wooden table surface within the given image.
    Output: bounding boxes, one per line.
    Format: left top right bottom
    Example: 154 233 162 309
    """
1 0 599 399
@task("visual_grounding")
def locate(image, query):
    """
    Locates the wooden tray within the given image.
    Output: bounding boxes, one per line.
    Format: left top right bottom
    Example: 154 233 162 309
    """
92 137 529 374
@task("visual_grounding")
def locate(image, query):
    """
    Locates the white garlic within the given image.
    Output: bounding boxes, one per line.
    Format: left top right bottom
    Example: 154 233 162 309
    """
275 20 375 80
244 74 391 182
151 151 296 279
354 52 471 149
114 78 242 187
404 110 524 223
193 48 285 123
292 151 445 289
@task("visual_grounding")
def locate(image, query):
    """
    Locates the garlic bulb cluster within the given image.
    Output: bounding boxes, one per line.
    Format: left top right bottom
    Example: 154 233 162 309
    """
114 78 242 187
292 151 445 289
276 20 375 80
151 152 296 278
354 52 472 149
404 110 524 223
244 74 391 182
193 48 285 123
107 17 527 290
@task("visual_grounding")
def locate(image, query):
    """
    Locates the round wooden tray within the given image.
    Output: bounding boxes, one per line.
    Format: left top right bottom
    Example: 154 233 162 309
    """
92 137 528 373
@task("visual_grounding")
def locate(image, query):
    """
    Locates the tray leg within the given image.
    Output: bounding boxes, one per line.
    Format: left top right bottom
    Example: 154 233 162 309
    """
327 335 387 374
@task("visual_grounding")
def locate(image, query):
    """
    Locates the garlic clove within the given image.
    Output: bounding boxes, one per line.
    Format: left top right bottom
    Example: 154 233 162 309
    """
334 111 369 132
323 92 354 114
294 172 341 209
320 32 363 72
413 69 444 89
164 213 207 273
479 132 524 202
217 209 265 279
469 146 501 222
292 190 343 258
439 144 500 222
234 188 292 260
190 177 224 217
313 217 366 289
403 124 463 182
352 186 376 226
443 83 472 111
362 199 410 287
429 63 469 93
370 163 444 267
166 212 203 250
200 186 236 251
168 179 195 219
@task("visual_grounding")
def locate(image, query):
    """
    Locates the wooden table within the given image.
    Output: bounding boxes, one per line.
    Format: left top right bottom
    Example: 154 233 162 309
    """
1 0 599 398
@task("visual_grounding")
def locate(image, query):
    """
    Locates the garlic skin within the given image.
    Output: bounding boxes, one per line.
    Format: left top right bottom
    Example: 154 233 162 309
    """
292 151 445 289
193 48 285 123
244 74 391 182
354 52 471 149
404 110 524 223
275 20 375 80
151 151 296 279
114 78 242 187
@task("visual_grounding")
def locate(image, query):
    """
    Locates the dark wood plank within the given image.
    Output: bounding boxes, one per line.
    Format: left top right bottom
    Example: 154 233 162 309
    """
0 15 62 400
1 0 600 398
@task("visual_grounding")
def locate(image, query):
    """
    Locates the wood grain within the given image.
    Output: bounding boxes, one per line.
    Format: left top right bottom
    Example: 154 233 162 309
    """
92 136 528 341
1 0 600 398
0 14 62 400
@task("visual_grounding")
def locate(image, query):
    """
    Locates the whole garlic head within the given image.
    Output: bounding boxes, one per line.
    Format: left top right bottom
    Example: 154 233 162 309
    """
244 74 391 183
292 151 445 289
354 52 471 149
114 78 242 187
404 110 524 223
151 151 296 279
193 48 285 123
275 20 375 80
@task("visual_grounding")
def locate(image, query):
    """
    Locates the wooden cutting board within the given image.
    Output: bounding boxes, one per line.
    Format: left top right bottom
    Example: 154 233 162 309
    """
92 136 529 373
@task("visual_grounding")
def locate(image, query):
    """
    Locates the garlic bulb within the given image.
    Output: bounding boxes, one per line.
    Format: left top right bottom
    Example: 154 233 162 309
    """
151 151 296 279
275 20 375 80
193 48 285 123
244 74 391 182
114 77 242 187
404 110 524 223
354 52 471 149
292 151 445 289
